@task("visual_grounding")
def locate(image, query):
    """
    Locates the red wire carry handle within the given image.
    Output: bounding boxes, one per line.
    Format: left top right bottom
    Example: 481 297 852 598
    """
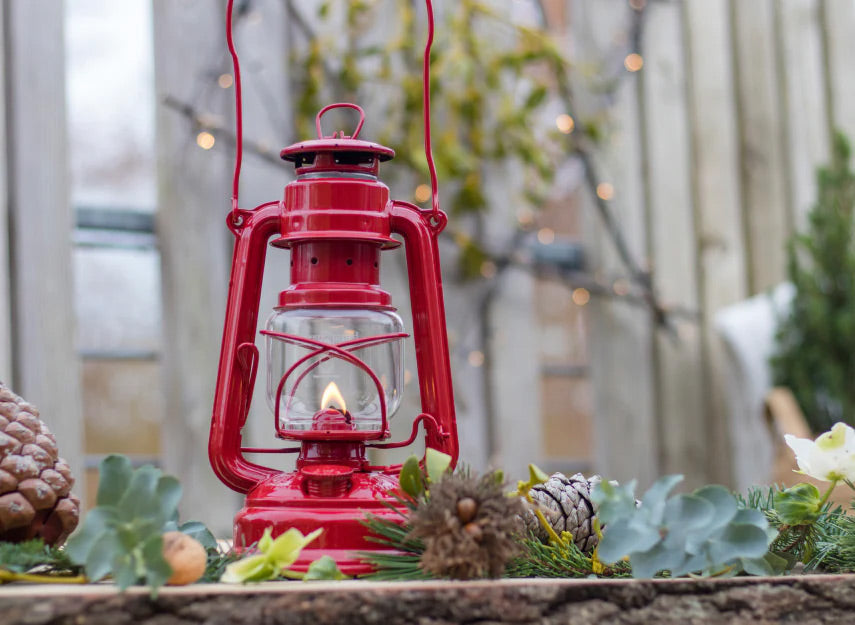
225 0 242 225
423 0 440 221
316 103 366 139
225 0 441 223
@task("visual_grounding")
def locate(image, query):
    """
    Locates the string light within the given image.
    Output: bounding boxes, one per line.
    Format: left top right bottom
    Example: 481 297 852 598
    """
537 227 555 245
196 131 216 150
572 288 591 306
414 184 432 203
629 0 646 10
624 53 644 72
218 73 234 88
613 278 630 296
516 207 534 227
467 350 485 367
596 182 614 200
555 113 575 134
480 260 497 279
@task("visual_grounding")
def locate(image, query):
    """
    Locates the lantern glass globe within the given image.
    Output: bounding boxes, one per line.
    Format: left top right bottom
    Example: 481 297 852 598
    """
265 307 405 432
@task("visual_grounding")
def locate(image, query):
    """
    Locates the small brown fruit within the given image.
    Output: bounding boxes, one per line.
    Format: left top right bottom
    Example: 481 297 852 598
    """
463 522 483 542
456 497 478 524
162 531 207 585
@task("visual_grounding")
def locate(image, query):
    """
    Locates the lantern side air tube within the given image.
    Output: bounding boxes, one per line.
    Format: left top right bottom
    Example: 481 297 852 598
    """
210 203 282 494
390 200 458 464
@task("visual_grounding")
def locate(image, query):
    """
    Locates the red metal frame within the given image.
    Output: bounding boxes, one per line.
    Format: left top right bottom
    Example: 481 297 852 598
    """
210 0 456 574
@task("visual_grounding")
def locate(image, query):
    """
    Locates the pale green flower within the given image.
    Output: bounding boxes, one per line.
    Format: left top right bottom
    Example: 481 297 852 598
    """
784 422 855 482
221 527 323 583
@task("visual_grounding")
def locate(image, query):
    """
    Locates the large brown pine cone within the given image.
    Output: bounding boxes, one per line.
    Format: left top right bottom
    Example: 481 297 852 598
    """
0 381 80 545
524 472 601 552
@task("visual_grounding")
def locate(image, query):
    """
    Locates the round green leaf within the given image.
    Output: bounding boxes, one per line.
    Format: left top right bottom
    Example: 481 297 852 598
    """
708 524 770 564
597 519 660 564
96 455 134 507
83 530 119 582
65 507 119 565
692 485 738 528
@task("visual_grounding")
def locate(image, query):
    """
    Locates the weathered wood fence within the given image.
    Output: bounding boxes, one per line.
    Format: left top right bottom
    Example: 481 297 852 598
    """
571 0 855 491
2 0 854 531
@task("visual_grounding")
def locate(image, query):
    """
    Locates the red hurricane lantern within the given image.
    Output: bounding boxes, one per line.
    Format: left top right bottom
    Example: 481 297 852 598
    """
209 0 458 573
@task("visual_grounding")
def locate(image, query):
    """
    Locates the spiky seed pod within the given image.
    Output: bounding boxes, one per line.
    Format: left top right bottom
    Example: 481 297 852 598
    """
407 471 525 580
0 381 79 545
524 472 602 552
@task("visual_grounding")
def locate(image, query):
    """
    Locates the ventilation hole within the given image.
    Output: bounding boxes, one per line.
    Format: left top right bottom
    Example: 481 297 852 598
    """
290 260 294 267
346 258 353 266
374 262 379 268
311 257 318 265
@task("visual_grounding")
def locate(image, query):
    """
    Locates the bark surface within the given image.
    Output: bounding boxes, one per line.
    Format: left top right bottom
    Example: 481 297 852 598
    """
1 575 853 624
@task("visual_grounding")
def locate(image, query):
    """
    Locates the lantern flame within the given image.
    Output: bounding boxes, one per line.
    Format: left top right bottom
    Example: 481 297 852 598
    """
320 381 347 413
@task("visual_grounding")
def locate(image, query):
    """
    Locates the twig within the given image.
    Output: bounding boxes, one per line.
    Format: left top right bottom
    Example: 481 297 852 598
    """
162 95 288 169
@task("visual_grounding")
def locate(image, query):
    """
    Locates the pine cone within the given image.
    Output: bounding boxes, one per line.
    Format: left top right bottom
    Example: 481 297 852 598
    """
0 381 80 545
524 472 601 552
408 471 525 580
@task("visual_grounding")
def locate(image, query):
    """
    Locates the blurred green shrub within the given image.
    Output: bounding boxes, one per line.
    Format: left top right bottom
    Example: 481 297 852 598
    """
772 133 855 432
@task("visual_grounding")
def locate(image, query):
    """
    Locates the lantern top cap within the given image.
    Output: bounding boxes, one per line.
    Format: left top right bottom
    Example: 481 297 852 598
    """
281 102 395 164
279 139 395 163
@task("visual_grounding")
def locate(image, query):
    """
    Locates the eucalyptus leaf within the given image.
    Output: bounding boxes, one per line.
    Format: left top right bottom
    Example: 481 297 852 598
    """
596 519 659 563
708 524 770 564
693 485 738 529
117 465 161 522
179 521 218 551
65 507 119 564
112 553 138 590
639 475 683 525
156 476 182 524
629 543 682 579
96 455 134 507
142 534 172 592
664 494 715 531
591 479 637 525
83 531 119 582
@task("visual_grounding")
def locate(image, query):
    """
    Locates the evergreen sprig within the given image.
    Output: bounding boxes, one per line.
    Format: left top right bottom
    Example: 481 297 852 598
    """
506 533 630 579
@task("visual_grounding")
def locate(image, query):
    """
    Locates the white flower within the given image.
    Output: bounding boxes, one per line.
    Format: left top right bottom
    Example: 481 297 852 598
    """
784 422 855 482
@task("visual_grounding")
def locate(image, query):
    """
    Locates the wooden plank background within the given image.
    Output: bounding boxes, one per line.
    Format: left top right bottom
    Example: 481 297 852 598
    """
576 0 847 489
2 1 84 479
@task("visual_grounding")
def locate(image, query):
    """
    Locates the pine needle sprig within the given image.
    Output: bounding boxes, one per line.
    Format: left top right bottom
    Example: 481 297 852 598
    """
506 533 631 579
806 509 855 573
358 495 430 580
0 539 84 583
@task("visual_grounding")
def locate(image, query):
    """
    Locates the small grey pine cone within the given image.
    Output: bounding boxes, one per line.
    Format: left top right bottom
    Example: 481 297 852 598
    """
523 472 601 552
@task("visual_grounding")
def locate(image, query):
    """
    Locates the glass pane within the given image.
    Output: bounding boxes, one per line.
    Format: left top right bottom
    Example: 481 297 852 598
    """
66 0 155 210
73 247 161 354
